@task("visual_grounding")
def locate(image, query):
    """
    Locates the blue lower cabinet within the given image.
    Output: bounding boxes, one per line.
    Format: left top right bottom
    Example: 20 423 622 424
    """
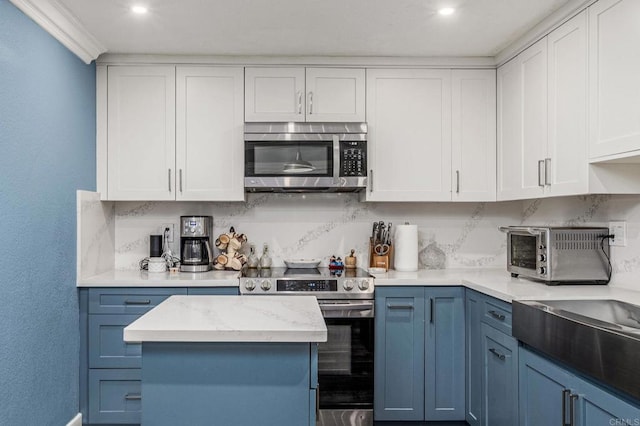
374 287 425 421
88 369 142 424
141 342 316 426
89 314 142 368
519 347 640 426
425 287 465 420
481 323 518 426
465 289 483 425
374 286 465 422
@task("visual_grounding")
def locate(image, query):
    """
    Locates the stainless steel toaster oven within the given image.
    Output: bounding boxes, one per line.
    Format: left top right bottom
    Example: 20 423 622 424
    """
500 226 611 285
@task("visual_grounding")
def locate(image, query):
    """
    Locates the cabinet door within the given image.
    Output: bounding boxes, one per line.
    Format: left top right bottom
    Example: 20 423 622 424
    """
575 373 640 426
465 290 483 426
374 287 425 421
245 67 305 122
481 324 518 426
497 56 523 200
451 69 496 202
519 348 575 426
589 0 640 159
547 11 588 196
107 66 176 200
366 69 452 201
305 68 365 122
425 287 465 420
176 67 244 201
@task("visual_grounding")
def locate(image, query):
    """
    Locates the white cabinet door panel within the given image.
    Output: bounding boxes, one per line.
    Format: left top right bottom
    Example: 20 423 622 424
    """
107 66 176 200
497 57 523 200
245 67 305 122
176 67 245 201
547 11 588 196
452 70 496 201
589 0 640 159
305 68 365 122
366 69 451 201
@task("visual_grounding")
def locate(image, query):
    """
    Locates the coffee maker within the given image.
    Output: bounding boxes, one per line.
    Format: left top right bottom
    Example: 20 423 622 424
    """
180 216 213 272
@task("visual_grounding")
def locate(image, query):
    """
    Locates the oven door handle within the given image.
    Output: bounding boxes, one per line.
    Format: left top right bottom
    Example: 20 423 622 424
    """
318 302 373 311
499 226 541 235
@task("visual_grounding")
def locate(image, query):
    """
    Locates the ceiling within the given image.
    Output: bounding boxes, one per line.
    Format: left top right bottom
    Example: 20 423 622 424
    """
58 0 572 58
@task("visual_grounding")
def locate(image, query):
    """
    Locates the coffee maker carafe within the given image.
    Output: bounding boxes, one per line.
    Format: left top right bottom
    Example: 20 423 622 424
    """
180 216 213 272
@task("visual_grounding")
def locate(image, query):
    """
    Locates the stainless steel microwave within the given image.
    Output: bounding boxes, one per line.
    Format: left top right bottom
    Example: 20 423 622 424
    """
500 226 611 285
244 122 367 192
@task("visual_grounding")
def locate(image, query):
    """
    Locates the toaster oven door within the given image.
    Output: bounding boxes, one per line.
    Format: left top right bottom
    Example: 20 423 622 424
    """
506 229 546 278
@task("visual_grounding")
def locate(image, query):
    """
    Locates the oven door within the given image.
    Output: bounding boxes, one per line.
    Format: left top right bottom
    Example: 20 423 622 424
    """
503 227 545 278
317 300 374 426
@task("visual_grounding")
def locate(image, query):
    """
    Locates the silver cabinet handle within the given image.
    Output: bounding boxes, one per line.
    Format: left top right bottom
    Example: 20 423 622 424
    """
387 303 414 309
168 169 172 192
125 393 141 400
124 299 151 305
569 393 579 426
488 310 506 321
369 169 374 193
545 158 551 186
562 389 570 426
179 169 183 193
489 348 506 361
538 160 545 187
308 91 313 114
456 170 460 194
297 91 302 114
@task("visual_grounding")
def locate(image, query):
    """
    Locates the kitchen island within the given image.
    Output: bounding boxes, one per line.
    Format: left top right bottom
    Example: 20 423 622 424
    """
123 295 327 426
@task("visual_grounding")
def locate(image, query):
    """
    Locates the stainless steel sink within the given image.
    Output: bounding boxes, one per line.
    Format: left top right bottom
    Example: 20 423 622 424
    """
513 299 640 401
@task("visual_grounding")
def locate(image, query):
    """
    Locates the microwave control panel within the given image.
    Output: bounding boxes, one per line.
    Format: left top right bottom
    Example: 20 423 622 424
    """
340 141 367 177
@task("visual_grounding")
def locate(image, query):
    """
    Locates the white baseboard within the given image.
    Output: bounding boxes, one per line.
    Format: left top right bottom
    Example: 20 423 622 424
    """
66 413 82 426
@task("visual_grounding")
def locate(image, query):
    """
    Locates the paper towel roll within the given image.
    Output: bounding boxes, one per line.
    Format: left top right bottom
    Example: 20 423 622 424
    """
394 224 418 271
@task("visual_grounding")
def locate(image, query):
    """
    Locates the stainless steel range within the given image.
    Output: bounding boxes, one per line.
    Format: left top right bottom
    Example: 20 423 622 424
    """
240 267 375 426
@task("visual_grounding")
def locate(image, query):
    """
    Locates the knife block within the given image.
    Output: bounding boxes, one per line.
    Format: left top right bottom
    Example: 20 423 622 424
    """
369 238 393 271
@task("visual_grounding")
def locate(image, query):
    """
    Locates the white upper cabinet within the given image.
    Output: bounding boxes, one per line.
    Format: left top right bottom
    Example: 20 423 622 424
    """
546 11 588 196
589 0 640 160
245 67 365 122
451 69 497 202
176 66 245 201
107 66 176 200
365 69 452 202
498 40 549 202
103 65 245 201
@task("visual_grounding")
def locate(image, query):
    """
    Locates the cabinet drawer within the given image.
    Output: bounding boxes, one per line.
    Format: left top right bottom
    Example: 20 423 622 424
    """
482 297 512 335
88 369 141 424
88 288 185 314
89 315 142 368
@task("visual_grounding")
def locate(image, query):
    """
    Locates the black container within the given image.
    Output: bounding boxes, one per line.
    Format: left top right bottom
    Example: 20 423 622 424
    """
150 235 163 257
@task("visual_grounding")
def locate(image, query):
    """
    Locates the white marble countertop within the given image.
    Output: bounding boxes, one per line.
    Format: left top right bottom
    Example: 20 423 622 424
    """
123 295 327 343
372 268 640 305
77 269 240 287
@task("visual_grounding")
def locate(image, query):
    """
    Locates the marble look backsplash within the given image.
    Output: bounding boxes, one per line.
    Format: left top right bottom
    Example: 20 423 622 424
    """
109 193 640 287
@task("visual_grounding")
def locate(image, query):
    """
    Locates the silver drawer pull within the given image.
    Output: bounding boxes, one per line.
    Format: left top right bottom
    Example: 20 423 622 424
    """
124 299 151 305
125 393 141 401
488 310 506 321
489 348 506 361
387 303 414 310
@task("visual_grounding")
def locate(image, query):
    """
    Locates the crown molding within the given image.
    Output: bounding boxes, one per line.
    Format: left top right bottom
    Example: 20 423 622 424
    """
10 0 106 64
96 53 497 68
494 0 595 66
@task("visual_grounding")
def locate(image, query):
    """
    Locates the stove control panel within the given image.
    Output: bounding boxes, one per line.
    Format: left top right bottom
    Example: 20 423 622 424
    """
240 276 374 299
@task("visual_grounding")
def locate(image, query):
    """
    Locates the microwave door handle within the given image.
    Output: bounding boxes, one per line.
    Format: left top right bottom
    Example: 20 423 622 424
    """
332 134 340 184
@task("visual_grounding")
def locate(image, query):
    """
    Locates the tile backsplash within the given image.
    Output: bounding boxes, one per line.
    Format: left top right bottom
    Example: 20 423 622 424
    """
107 192 640 287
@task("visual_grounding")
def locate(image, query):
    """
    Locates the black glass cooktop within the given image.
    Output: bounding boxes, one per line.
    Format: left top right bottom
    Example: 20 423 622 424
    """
241 267 371 279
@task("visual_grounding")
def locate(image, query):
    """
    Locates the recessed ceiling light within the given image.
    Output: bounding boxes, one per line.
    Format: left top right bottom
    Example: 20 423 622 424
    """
131 5 148 14
438 7 456 16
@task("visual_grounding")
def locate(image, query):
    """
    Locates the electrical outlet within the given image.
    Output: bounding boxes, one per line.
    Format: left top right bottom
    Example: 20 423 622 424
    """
609 221 626 247
161 223 175 243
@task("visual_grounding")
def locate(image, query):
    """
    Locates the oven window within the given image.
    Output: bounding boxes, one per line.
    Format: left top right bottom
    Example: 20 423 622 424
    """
318 318 374 409
511 234 537 269
245 141 333 177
